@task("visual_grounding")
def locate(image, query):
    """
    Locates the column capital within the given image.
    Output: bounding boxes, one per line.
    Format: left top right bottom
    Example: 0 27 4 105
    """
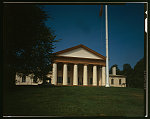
102 65 106 67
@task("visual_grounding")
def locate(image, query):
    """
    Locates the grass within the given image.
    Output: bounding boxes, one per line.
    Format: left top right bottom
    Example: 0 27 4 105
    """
3 86 144 117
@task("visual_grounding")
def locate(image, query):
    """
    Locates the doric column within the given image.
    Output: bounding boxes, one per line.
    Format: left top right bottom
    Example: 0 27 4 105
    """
93 65 97 86
63 64 68 85
73 64 78 85
98 66 102 86
83 64 88 86
52 63 57 85
102 66 106 86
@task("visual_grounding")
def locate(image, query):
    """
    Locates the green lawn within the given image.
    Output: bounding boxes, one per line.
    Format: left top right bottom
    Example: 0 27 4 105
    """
3 86 144 117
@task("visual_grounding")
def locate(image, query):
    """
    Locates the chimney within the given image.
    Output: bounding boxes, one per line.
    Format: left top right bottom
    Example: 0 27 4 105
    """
112 67 116 75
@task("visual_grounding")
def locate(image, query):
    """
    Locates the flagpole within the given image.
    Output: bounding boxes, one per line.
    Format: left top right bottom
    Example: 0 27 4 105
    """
105 5 110 87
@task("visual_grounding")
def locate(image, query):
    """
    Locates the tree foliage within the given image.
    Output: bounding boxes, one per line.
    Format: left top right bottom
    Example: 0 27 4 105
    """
3 4 58 88
131 58 144 88
122 64 134 87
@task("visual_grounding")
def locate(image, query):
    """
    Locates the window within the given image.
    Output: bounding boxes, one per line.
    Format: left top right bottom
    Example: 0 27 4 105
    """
68 66 70 71
90 78 93 84
58 77 62 83
91 68 93 72
68 77 70 84
111 79 114 85
81 78 83 85
22 75 26 82
119 79 122 85
78 77 80 85
33 76 37 83
58 65 62 71
78 77 82 85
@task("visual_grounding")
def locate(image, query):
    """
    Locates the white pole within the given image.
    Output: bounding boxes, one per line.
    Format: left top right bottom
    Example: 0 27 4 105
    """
105 5 110 87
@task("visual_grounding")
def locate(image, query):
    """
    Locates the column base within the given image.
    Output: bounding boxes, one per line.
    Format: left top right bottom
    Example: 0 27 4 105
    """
73 84 78 86
93 84 97 86
63 84 68 86
83 84 88 86
105 84 110 87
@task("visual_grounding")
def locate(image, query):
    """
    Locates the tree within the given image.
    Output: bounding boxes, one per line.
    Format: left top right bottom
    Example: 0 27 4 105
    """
3 4 58 89
122 64 134 87
132 58 144 88
121 58 144 88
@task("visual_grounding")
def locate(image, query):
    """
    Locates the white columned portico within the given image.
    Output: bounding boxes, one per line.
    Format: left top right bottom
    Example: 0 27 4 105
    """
52 63 57 85
102 66 106 86
73 64 78 85
83 64 88 86
63 63 68 85
93 65 97 86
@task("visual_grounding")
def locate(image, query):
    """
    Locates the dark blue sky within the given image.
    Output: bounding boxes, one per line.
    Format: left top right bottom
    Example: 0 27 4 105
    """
43 3 144 70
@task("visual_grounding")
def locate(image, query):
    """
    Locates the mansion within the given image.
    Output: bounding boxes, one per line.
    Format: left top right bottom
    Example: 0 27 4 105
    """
15 44 126 87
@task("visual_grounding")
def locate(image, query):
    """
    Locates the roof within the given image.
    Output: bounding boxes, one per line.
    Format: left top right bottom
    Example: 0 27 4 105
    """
54 44 106 60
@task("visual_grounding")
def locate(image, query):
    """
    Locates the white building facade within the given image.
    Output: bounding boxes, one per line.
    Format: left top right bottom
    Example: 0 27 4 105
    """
15 44 126 87
51 44 106 86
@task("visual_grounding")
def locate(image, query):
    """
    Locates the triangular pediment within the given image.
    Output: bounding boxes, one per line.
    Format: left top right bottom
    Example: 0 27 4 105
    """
55 44 106 60
58 47 102 59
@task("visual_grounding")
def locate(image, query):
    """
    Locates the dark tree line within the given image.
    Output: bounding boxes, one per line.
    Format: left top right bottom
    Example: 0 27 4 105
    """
109 57 145 88
3 4 58 90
